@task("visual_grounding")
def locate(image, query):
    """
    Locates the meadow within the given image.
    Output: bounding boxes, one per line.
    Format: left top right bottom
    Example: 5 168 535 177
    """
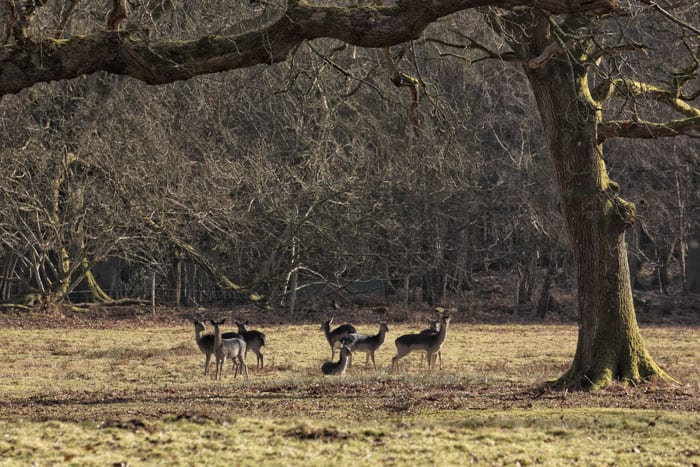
0 313 698 466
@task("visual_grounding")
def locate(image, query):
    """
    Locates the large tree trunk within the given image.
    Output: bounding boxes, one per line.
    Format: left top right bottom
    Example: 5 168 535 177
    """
519 14 673 389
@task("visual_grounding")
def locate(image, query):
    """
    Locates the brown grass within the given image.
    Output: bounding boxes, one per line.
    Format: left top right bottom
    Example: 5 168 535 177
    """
0 312 697 465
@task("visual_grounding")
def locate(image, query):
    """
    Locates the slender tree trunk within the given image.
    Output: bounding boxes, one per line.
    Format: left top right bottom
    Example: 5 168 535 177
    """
516 13 673 389
151 270 157 315
1 252 19 301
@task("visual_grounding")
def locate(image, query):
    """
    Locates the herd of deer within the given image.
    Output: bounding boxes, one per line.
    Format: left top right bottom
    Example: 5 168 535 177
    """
193 312 451 380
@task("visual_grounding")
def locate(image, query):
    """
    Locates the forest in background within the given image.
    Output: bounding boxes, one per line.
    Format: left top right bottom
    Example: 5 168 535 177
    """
0 1 698 318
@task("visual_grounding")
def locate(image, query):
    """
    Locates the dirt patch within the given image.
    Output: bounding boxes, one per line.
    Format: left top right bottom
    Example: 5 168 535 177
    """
1 378 696 424
285 425 354 442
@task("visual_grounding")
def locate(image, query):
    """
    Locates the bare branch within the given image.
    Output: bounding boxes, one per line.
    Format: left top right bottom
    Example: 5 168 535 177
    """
55 0 81 39
642 0 700 35
610 78 700 118
428 33 520 62
527 41 561 69
598 116 700 141
106 0 128 32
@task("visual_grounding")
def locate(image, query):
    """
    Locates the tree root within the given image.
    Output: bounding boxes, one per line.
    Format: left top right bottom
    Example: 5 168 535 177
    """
549 352 679 392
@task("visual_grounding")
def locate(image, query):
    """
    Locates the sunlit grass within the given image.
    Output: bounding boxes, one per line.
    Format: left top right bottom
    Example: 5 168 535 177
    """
0 319 697 465
0 409 698 466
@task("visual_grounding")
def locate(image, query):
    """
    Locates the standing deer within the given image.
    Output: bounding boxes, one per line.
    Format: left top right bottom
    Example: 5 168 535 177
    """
392 314 451 372
418 319 440 367
210 319 248 380
193 319 240 376
321 318 357 360
234 320 266 370
341 322 389 370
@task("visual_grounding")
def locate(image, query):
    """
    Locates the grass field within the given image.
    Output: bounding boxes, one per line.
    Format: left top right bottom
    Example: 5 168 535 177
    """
0 314 698 466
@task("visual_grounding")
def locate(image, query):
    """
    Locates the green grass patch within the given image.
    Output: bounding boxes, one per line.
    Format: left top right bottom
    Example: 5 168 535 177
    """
1 409 697 465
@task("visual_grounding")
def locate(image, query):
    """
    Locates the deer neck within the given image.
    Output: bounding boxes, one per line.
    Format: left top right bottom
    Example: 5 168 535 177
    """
437 320 449 343
377 327 387 344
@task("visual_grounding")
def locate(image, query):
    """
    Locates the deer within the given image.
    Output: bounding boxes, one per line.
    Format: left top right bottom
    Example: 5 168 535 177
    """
321 318 357 360
391 314 451 372
341 322 389 370
418 319 440 367
321 345 352 376
193 319 241 377
234 320 266 370
210 319 248 380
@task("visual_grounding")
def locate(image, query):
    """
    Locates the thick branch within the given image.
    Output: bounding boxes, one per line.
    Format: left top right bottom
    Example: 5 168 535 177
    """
598 116 700 141
0 0 618 96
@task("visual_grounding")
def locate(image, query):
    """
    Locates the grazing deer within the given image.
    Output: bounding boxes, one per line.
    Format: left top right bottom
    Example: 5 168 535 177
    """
193 319 240 376
341 322 389 370
321 345 352 376
210 319 248 380
234 320 266 370
321 318 357 360
392 315 451 372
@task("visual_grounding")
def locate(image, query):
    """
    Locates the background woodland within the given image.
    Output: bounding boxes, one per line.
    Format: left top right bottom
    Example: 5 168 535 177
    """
0 1 698 317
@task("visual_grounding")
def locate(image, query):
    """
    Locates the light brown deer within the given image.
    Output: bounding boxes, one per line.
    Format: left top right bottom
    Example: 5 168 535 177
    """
210 319 248 380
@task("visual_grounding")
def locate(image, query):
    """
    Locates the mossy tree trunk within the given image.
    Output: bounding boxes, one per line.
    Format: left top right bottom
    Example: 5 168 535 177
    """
509 13 673 389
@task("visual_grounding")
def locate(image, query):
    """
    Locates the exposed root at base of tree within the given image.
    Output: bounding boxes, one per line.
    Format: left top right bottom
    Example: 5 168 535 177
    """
547 357 679 392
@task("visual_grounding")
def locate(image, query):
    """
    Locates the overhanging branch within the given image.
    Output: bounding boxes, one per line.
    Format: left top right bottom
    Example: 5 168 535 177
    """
0 0 618 96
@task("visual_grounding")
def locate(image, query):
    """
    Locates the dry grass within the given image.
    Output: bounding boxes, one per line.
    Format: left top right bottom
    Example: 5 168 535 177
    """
0 318 698 465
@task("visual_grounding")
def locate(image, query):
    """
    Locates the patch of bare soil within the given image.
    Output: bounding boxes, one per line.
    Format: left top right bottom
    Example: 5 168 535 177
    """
1 379 696 424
